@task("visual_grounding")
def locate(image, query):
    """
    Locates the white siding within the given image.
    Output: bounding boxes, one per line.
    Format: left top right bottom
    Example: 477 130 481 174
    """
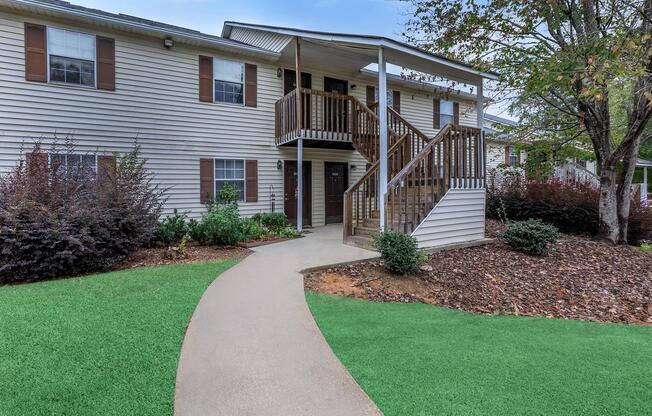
229 27 292 53
0 10 483 229
411 189 486 248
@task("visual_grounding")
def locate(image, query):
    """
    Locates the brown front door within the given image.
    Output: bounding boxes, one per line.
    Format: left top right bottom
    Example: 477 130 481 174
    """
284 161 312 226
284 70 312 128
324 77 348 132
324 162 348 224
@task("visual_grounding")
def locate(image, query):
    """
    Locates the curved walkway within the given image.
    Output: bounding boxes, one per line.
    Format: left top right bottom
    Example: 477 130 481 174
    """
174 225 382 416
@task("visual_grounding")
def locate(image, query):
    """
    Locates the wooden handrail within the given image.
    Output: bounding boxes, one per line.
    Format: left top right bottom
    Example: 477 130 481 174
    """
384 125 485 234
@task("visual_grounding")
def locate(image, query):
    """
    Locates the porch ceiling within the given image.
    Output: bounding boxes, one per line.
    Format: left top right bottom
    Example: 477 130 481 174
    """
224 21 497 85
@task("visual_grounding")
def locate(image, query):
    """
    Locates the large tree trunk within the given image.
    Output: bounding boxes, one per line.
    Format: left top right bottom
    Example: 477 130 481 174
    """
597 165 620 243
616 141 641 243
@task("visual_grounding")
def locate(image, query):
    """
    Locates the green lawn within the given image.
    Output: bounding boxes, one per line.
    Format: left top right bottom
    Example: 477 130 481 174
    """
0 260 237 416
306 293 652 416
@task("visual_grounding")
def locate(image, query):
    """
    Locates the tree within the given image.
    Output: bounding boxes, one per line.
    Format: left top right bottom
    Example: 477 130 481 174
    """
404 0 652 243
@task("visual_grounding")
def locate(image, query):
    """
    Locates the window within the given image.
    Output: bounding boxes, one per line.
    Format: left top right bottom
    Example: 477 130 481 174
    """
214 58 244 104
47 28 96 87
49 153 97 174
374 89 393 108
507 146 519 166
215 159 245 201
440 100 454 127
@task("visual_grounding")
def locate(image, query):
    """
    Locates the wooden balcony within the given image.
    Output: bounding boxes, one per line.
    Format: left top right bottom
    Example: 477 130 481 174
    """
274 88 378 150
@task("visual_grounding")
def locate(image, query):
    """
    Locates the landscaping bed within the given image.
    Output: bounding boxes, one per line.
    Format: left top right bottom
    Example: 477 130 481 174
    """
118 244 251 269
305 220 652 324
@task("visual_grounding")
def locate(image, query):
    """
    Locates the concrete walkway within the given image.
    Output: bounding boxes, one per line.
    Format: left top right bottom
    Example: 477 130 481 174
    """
174 225 382 416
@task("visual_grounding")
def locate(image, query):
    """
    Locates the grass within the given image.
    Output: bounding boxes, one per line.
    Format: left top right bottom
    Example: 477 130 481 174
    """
306 293 652 416
0 260 237 416
641 243 652 253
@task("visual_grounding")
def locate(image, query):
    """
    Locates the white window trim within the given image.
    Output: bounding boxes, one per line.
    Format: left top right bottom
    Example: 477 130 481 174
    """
213 158 246 202
46 26 97 89
212 58 245 106
48 153 98 173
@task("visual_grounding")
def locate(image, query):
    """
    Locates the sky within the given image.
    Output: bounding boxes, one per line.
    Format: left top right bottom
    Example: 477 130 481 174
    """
63 0 510 117
70 0 408 39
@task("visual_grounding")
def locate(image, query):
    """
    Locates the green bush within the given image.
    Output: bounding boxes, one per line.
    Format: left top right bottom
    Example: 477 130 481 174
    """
187 218 204 242
217 183 239 205
277 226 299 238
201 203 242 246
252 212 288 232
374 231 425 274
500 219 559 256
240 218 266 242
154 210 188 245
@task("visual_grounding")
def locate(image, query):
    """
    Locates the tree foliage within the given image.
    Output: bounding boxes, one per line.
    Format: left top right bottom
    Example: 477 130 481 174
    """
405 0 652 243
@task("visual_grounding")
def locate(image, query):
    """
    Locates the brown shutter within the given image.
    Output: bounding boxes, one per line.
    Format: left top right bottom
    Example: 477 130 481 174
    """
366 85 375 106
244 63 257 107
504 146 510 165
245 159 258 202
453 102 460 125
96 36 115 91
200 158 214 203
97 155 116 188
433 99 441 129
24 23 47 82
199 56 213 102
392 90 400 113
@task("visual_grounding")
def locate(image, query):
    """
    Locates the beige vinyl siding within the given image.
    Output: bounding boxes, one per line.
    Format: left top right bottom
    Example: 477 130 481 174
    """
411 189 486 248
0 10 483 229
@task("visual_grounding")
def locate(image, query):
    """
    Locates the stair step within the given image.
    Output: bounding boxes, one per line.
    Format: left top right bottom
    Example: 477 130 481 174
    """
363 218 380 228
345 235 376 251
353 226 379 237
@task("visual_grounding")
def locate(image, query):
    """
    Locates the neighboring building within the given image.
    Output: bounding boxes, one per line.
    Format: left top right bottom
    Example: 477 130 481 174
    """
483 113 526 170
0 0 496 248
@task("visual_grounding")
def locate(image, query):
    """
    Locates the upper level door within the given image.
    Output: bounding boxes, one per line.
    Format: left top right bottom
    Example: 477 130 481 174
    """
284 70 312 128
323 77 348 133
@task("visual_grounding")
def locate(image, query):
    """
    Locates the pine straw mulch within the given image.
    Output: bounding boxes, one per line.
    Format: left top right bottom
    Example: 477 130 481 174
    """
117 244 251 270
305 220 652 325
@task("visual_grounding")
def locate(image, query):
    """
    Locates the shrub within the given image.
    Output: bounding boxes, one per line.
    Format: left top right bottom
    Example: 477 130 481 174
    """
374 231 425 274
277 226 299 238
154 210 188 245
240 218 266 242
252 212 288 232
200 203 241 246
217 183 239 205
500 219 560 256
487 174 652 243
187 218 205 243
0 142 164 283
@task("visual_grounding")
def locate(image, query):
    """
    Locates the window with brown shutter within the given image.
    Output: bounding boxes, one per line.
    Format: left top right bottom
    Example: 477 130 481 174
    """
392 90 401 113
24 23 47 82
433 99 441 129
25 152 48 175
245 160 258 202
97 155 116 188
453 102 460 125
199 158 214 203
245 64 257 107
96 36 115 91
198 56 213 102
366 85 375 107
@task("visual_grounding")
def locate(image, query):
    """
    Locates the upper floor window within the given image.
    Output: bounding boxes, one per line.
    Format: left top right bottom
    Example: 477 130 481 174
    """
440 100 455 127
374 89 393 108
215 159 245 201
47 28 96 87
214 58 244 104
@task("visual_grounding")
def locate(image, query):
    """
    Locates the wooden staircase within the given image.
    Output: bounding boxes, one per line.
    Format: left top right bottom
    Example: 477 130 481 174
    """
344 109 485 249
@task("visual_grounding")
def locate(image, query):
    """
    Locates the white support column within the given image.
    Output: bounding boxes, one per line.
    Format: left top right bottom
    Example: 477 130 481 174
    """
378 47 388 230
295 37 303 232
476 79 485 189
297 138 303 232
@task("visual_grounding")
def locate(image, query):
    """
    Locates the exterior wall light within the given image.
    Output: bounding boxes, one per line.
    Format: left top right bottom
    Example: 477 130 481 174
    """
277 67 283 78
163 38 174 49
277 160 283 170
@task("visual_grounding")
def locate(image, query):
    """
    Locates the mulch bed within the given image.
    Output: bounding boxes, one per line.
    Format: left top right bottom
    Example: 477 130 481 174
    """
118 244 251 269
305 220 652 325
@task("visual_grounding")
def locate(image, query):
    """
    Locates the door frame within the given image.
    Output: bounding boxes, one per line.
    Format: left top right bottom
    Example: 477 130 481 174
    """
324 161 349 224
283 160 312 227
